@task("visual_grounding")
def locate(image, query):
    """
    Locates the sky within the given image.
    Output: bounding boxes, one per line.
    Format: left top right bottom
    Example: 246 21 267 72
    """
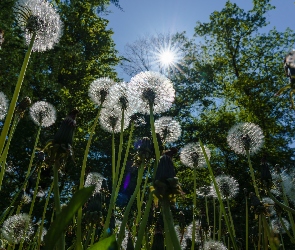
106 0 295 81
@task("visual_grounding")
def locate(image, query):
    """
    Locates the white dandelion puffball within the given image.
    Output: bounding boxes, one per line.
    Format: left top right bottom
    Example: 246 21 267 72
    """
88 77 116 105
204 240 228 250
227 122 264 155
85 172 104 194
15 0 63 52
281 170 295 206
262 197 276 217
0 92 8 120
1 213 34 244
105 82 138 117
175 222 201 249
180 142 210 168
99 106 130 133
211 175 239 199
196 185 212 197
129 71 175 114
154 116 181 143
271 217 290 234
29 101 56 127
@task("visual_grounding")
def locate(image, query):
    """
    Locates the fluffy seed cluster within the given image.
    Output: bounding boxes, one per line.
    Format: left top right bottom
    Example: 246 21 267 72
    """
99 106 130 133
196 185 212 197
0 92 8 120
1 213 34 244
175 222 201 249
227 122 264 155
280 170 295 206
154 116 181 143
180 142 210 168
204 240 228 250
271 217 290 234
261 197 276 217
29 101 56 127
129 71 175 114
211 175 239 199
85 172 105 194
88 77 116 105
15 0 63 52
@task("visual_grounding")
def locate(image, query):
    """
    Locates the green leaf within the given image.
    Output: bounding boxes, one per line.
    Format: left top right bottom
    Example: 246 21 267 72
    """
87 235 118 250
44 186 95 250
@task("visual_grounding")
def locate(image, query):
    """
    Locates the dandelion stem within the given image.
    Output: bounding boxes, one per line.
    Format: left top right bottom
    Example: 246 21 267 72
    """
246 194 249 250
117 162 145 246
0 32 36 156
37 181 54 250
149 105 160 169
267 190 295 215
192 166 197 250
199 140 238 250
226 198 236 238
76 106 102 249
205 196 209 226
246 150 259 197
0 115 19 190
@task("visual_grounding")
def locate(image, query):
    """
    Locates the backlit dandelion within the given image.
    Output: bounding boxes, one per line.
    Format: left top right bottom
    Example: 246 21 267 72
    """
1 213 34 244
262 197 276 216
197 185 212 197
154 116 181 143
211 175 239 199
271 217 290 234
105 82 137 116
281 170 295 205
180 142 210 168
29 101 56 127
99 106 130 133
0 92 8 120
175 222 201 249
129 71 175 114
227 122 264 155
204 239 228 250
14 0 63 52
88 77 116 105
85 172 104 194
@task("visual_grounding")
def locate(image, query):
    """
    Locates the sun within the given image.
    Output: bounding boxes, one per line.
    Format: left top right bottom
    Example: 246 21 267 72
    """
159 50 175 67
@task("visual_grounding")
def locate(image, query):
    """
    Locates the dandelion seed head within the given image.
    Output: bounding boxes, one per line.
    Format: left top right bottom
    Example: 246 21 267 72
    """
99 106 130 133
85 172 104 194
197 185 212 197
154 116 181 143
271 217 290 234
129 71 175 114
15 0 63 52
204 240 228 250
175 222 201 249
22 192 32 204
88 77 116 105
211 175 239 199
262 197 276 217
29 101 56 127
227 122 264 155
281 170 295 205
180 142 210 168
1 213 34 244
0 92 8 120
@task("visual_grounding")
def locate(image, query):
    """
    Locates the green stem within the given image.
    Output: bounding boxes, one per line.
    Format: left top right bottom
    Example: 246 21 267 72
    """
278 214 295 243
218 205 222 241
149 105 160 171
135 192 153 250
37 181 54 250
199 140 237 250
246 150 259 197
226 198 236 238
76 107 102 249
205 196 209 226
101 122 134 239
213 197 216 241
192 167 197 250
258 215 262 250
161 197 181 250
0 115 19 190
90 224 96 246
246 195 249 250
267 190 295 215
53 161 65 250
280 233 285 250
23 125 41 193
117 162 145 246
112 131 115 187
0 33 36 155
115 109 125 182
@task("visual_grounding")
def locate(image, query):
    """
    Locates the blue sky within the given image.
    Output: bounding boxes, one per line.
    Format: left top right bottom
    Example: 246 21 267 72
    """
106 0 295 81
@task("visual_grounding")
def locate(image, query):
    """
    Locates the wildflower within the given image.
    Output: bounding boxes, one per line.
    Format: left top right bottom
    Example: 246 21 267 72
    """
21 192 32 204
261 197 276 216
29 101 56 127
14 0 63 52
85 172 104 194
1 213 34 244
211 175 239 199
99 106 130 133
105 82 137 117
196 185 212 197
154 116 181 143
180 142 210 168
0 92 8 120
129 71 175 114
204 239 228 250
271 217 290 234
175 222 201 249
227 122 264 155
88 77 116 105
281 170 295 206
